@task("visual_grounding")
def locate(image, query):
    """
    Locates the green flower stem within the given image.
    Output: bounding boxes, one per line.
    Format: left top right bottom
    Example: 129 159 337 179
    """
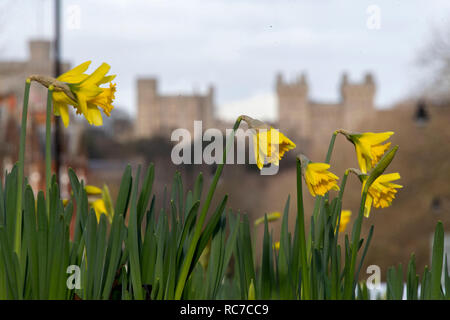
45 86 54 215
344 182 369 299
343 146 398 299
14 79 31 257
325 131 338 163
337 169 349 200
330 170 349 300
308 131 338 251
334 170 349 236
295 158 310 299
174 116 242 300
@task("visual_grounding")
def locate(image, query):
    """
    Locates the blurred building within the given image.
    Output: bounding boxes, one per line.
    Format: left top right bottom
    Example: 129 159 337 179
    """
277 72 375 151
135 78 215 138
0 40 87 197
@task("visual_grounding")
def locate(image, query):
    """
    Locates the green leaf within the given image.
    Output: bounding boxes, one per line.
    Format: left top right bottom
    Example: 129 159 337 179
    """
431 221 444 299
115 165 132 218
127 166 144 299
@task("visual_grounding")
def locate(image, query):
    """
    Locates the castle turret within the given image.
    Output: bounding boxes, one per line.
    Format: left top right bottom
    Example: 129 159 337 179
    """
204 84 215 129
276 72 310 145
29 40 51 62
340 72 375 130
136 78 159 138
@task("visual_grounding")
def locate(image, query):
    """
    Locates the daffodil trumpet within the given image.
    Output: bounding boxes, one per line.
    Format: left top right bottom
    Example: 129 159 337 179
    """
240 115 296 170
299 154 340 198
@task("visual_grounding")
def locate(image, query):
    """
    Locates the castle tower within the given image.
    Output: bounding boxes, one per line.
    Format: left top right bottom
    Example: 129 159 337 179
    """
136 78 159 138
135 78 216 139
276 72 310 146
204 84 215 129
340 72 376 130
29 40 51 63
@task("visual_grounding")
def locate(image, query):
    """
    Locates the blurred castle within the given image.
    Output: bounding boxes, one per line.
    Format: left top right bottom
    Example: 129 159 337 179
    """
135 71 376 151
0 40 86 197
277 72 375 150
135 78 215 139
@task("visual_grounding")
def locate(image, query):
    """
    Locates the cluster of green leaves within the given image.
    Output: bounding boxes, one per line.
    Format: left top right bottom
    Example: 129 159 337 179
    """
0 161 448 300
383 222 450 300
0 163 242 299
0 167 72 299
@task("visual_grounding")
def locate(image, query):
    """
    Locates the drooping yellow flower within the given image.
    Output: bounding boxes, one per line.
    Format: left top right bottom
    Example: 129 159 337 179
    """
52 61 116 127
363 173 402 218
92 198 108 222
273 241 280 251
340 130 394 173
241 115 296 170
302 161 339 197
254 212 281 226
337 210 352 233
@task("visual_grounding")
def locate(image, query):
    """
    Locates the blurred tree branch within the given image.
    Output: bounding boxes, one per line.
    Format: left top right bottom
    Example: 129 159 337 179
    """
417 23 450 103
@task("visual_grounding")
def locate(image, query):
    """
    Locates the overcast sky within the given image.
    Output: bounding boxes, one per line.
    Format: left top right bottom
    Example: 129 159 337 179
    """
1 0 449 122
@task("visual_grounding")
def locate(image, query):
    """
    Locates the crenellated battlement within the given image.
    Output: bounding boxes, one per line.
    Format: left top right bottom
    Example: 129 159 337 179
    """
277 71 376 150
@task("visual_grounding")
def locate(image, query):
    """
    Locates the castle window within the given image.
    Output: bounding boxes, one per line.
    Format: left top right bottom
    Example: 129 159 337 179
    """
431 196 441 214
414 99 429 127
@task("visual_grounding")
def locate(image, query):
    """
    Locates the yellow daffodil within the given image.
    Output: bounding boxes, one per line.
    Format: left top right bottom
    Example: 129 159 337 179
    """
339 130 394 173
85 185 103 195
362 173 402 218
300 156 339 197
241 115 296 170
92 198 108 222
273 241 280 251
254 212 281 226
50 61 116 127
86 184 114 223
337 210 352 233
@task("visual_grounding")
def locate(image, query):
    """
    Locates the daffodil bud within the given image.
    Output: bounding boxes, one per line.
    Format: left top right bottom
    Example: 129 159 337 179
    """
346 168 368 183
85 185 103 195
240 115 271 131
29 74 77 101
254 212 281 226
365 145 398 192
248 279 256 300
